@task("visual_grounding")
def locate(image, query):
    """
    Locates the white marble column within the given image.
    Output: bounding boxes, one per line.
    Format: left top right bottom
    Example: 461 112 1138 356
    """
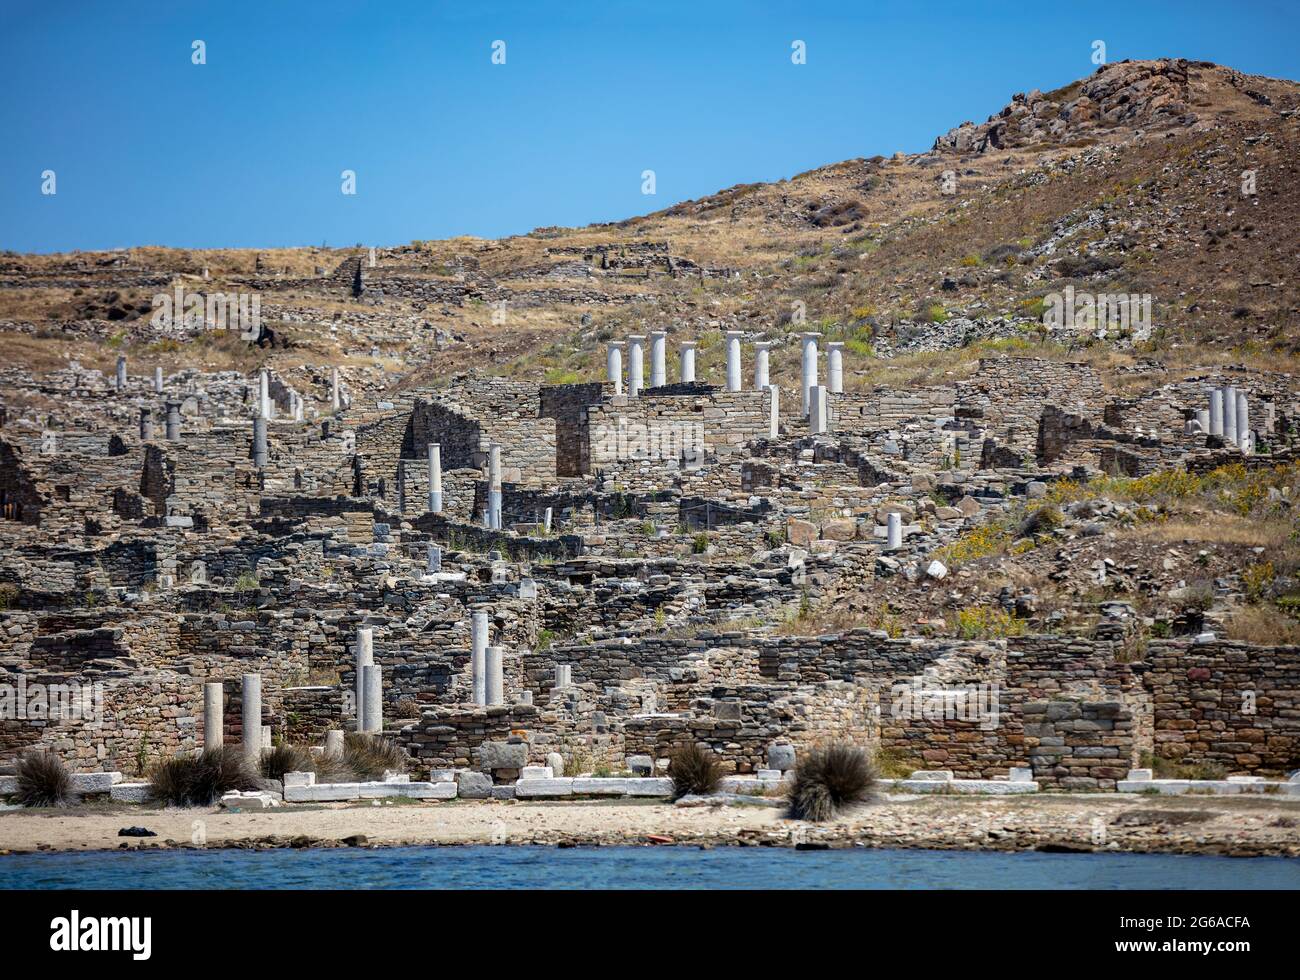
361 665 382 734
331 367 341 411
154 366 164 394
725 331 743 392
606 342 624 396
471 611 488 705
203 682 224 753
427 443 443 513
485 646 504 706
809 385 829 434
768 385 780 439
1237 392 1250 452
241 673 262 765
259 369 273 420
115 356 127 391
486 443 502 530
753 341 771 390
1209 388 1224 437
886 513 902 551
355 627 374 731
649 330 667 389
827 342 845 394
679 341 697 383
800 332 821 416
627 336 645 398
1223 385 1238 445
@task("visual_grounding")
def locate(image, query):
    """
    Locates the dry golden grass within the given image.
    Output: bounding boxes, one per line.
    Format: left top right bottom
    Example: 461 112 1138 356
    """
1223 603 1300 645
1135 515 1293 549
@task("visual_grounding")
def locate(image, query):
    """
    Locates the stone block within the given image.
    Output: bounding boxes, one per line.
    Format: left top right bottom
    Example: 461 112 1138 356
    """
475 740 529 770
455 771 493 799
767 742 796 772
284 782 361 802
520 765 554 780
513 777 574 798
624 778 674 797
572 778 629 795
110 782 153 803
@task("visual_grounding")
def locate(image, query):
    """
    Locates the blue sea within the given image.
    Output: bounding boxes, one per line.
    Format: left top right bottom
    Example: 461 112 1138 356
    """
2 846 1297 889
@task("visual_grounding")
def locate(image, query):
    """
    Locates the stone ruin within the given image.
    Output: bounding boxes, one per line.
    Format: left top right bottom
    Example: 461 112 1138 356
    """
1 340 1298 796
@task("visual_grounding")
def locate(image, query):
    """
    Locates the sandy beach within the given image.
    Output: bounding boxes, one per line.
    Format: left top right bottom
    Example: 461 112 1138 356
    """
2 793 1297 858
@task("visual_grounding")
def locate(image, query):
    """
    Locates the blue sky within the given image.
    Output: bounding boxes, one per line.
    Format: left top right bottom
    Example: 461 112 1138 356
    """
2 0 1297 253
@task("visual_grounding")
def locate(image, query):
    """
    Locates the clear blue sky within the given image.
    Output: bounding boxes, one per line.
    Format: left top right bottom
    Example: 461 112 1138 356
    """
2 0 1297 253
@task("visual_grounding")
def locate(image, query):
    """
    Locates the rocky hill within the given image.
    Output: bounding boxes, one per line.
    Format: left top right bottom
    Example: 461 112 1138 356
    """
1 57 1298 412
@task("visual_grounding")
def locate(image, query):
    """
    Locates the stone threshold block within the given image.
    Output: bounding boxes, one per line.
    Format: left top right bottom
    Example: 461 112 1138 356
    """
879 770 1039 794
110 783 154 804
518 777 674 798
221 791 281 810
720 774 787 794
0 771 123 795
281 771 458 802
1117 770 1299 796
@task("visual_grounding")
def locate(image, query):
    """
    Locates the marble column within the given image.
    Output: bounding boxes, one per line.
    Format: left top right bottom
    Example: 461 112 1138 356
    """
606 342 624 396
679 341 697 383
427 443 443 513
725 331 743 392
753 341 771 390
354 627 374 731
886 513 902 551
331 367 341 411
627 336 645 398
827 342 845 394
259 369 272 420
164 401 182 441
203 682 224 753
649 330 667 389
486 443 502 530
139 408 154 441
768 385 780 439
1237 392 1250 452
800 333 821 417
361 665 382 734
809 385 829 435
471 611 488 705
485 646 504 706
1223 385 1238 446
1209 388 1224 437
154 366 164 394
241 673 262 765
115 356 127 391
252 417 268 468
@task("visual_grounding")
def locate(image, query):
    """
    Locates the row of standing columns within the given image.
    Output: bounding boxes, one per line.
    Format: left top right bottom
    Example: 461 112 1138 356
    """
606 333 843 414
1204 385 1253 452
113 358 166 394
470 611 506 705
202 675 270 765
